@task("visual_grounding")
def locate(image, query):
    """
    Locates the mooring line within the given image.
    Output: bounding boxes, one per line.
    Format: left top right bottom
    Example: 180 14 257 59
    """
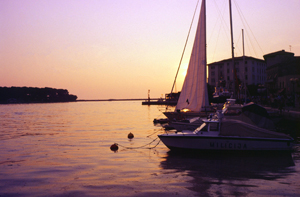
117 137 161 150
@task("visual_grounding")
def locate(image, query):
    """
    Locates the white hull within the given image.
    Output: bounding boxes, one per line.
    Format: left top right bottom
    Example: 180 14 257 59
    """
163 111 210 120
158 134 294 151
167 122 201 132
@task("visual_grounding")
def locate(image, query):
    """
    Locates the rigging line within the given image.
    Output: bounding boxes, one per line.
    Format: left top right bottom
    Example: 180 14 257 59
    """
146 129 161 137
217 0 231 43
210 0 228 62
235 30 243 56
211 20 222 63
237 13 258 57
232 1 257 57
207 0 223 45
233 0 264 57
245 30 256 57
117 138 161 149
210 0 231 44
170 0 200 95
210 0 232 62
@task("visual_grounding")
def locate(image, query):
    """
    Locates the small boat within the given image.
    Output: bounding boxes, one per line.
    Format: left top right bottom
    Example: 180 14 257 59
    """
158 113 294 152
163 117 203 132
163 0 212 121
211 86 232 104
164 99 241 132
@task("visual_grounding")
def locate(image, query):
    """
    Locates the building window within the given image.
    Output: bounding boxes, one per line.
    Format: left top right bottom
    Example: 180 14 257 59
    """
252 67 255 72
211 66 215 69
227 69 229 74
211 78 215 83
211 71 215 76
245 67 248 72
245 75 248 80
245 61 248 64
227 76 230 80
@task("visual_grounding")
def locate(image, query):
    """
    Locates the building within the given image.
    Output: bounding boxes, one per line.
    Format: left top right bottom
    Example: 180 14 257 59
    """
264 50 300 95
208 56 266 92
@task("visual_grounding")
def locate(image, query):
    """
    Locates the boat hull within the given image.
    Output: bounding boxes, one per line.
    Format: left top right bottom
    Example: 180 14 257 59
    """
163 111 211 120
158 134 294 151
166 122 202 131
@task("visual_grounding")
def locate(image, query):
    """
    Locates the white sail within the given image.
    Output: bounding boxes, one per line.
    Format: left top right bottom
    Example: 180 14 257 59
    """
176 0 209 112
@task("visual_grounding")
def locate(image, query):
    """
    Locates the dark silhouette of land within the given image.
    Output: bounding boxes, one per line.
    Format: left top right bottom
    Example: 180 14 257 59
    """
0 86 77 104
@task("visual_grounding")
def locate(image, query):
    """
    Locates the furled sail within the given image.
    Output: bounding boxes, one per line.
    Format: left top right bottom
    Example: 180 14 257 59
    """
176 0 209 112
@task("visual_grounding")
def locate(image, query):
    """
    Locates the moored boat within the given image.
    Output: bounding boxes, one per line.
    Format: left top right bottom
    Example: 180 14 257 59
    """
158 113 294 152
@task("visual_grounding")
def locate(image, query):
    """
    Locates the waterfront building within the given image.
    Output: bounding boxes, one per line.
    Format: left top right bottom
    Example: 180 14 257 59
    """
207 56 266 92
264 50 300 95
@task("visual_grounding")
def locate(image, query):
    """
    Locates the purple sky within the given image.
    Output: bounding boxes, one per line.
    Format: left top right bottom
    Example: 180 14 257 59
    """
1 0 300 99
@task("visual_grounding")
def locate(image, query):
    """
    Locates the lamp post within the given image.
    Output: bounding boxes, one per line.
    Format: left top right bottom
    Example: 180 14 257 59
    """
290 78 299 108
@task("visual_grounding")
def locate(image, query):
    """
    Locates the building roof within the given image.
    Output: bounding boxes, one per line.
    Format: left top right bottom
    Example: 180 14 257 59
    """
208 56 265 66
263 50 294 59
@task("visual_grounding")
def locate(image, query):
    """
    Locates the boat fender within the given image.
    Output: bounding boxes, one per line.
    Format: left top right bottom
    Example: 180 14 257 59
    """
110 143 119 151
128 132 134 139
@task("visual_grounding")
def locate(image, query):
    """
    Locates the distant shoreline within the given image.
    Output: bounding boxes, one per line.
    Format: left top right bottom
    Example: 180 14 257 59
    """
76 98 161 102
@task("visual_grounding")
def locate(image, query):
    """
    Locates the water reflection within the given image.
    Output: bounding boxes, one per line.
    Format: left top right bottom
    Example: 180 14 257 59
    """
160 151 296 196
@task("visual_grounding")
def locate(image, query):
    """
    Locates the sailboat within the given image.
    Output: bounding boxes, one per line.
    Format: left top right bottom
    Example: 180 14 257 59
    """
163 0 211 121
158 0 294 151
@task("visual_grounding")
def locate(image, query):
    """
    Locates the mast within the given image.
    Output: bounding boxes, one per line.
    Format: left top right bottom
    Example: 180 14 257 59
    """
242 29 247 104
229 0 236 97
204 0 207 86
242 29 245 57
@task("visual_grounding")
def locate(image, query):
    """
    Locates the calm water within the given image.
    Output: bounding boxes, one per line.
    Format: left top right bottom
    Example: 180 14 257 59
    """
0 101 299 197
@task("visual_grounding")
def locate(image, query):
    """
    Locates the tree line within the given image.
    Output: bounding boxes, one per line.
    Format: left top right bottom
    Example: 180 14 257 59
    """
0 86 77 104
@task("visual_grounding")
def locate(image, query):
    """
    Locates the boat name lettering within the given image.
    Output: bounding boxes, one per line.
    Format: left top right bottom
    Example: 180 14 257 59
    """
210 142 247 149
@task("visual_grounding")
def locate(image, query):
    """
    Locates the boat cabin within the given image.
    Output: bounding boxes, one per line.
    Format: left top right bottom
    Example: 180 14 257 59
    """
194 119 221 135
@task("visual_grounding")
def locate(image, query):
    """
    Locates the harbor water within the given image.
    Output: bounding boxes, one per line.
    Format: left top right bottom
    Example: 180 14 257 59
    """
0 101 299 196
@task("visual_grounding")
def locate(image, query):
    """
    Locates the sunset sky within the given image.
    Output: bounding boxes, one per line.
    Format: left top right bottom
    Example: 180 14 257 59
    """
1 0 300 99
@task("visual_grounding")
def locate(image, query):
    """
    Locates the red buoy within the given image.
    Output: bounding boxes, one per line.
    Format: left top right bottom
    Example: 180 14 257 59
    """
128 132 134 139
110 143 118 151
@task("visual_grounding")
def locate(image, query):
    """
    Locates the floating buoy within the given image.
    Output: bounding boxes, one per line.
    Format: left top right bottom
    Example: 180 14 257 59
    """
110 143 119 151
128 132 134 139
